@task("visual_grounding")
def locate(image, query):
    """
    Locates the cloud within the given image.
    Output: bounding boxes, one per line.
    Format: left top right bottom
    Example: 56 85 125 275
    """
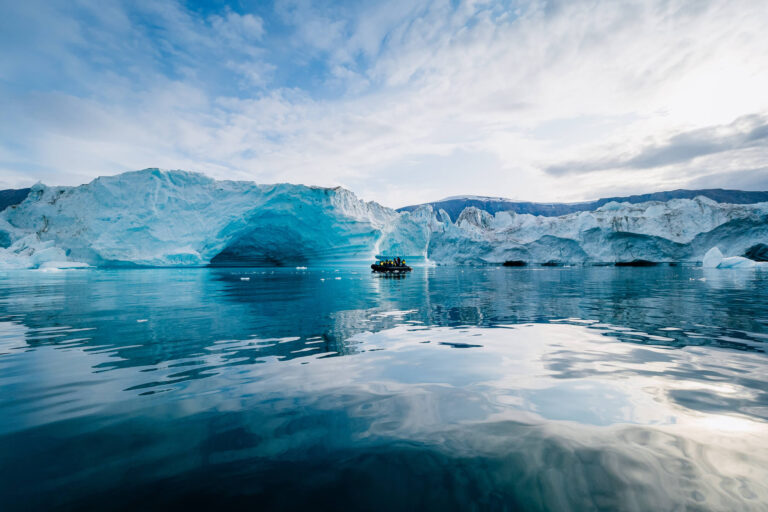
1 0 768 208
210 10 265 43
687 168 768 192
545 113 768 176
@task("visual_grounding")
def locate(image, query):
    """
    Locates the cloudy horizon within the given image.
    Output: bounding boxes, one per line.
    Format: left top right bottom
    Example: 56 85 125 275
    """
2 0 767 208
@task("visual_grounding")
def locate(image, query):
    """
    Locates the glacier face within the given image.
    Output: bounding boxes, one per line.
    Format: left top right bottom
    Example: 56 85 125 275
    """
0 170 397 268
0 169 766 269
379 198 768 266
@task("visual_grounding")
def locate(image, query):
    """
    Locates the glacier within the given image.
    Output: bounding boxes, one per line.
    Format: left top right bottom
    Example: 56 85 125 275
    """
0 168 766 269
0 170 396 269
380 198 768 266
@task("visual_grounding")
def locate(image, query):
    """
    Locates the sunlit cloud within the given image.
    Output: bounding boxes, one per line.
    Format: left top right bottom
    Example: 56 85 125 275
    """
1 0 767 207
546 114 768 175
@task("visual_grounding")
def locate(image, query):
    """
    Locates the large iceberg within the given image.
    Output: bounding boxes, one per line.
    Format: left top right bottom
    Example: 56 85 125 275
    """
0 169 766 269
0 170 396 268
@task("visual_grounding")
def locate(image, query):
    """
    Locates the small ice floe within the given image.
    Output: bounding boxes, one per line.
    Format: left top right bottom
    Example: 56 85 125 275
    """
320 278 325 281
240 277 250 281
296 266 308 270
334 277 342 280
137 319 148 323
718 258 758 269
36 261 91 272
703 247 725 268
703 246 764 269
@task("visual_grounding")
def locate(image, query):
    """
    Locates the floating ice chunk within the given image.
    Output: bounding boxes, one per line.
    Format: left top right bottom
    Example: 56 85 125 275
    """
717 256 756 269
0 169 396 268
702 246 758 269
702 247 724 268
38 261 90 270
240 277 250 281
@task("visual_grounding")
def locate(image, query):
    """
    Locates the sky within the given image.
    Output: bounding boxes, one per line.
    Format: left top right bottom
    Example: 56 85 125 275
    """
1 0 767 208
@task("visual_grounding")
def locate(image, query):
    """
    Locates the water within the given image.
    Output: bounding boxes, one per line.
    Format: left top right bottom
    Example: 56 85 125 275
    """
0 266 767 511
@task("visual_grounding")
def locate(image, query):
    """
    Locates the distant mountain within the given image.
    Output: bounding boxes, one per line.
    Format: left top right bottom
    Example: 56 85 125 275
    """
0 188 30 212
398 189 768 221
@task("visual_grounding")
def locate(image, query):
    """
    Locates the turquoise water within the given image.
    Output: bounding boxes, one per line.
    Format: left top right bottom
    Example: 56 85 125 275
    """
1 266 767 511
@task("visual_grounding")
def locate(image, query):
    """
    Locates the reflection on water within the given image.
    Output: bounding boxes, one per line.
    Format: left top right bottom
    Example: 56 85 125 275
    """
0 266 766 511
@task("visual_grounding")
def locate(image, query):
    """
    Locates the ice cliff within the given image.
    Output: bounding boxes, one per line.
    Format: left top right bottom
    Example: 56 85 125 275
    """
0 170 396 268
380 198 768 266
0 169 766 269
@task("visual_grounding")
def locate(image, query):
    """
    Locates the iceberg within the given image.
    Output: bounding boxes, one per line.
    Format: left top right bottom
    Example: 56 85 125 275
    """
0 169 397 268
0 169 766 269
702 246 767 269
702 247 724 268
717 257 758 269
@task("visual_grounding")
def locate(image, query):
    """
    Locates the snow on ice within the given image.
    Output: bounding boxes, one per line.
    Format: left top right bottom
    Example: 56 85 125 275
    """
0 169 766 269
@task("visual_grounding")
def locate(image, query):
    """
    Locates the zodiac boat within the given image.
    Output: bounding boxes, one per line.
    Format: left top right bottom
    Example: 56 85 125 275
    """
371 261 412 273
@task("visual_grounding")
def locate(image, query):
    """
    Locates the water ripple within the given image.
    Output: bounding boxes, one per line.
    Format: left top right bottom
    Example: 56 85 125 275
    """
0 267 767 510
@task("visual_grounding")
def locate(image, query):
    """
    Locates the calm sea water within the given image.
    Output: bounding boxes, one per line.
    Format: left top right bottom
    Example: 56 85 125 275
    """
0 266 767 511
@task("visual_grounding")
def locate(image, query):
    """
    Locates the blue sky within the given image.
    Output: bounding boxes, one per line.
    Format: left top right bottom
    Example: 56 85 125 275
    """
1 0 767 207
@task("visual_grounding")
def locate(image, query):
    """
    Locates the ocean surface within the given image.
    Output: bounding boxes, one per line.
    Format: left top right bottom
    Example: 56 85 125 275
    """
0 266 767 511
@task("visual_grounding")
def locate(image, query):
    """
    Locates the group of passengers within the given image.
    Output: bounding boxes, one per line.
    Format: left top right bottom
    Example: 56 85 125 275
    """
378 257 406 267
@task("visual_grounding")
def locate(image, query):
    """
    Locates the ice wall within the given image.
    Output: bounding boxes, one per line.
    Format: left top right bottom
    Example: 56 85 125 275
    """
380 198 768 265
0 169 397 268
0 169 766 269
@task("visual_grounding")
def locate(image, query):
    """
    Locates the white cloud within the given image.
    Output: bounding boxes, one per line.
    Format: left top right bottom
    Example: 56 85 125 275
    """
1 0 768 207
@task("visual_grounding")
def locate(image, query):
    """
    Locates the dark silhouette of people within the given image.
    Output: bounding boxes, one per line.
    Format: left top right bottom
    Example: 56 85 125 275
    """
375 258 408 268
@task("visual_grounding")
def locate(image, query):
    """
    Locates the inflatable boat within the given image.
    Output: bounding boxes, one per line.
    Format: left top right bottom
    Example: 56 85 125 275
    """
371 264 412 273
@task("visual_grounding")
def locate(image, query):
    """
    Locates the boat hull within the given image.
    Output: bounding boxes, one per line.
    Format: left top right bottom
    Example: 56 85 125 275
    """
371 264 412 273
